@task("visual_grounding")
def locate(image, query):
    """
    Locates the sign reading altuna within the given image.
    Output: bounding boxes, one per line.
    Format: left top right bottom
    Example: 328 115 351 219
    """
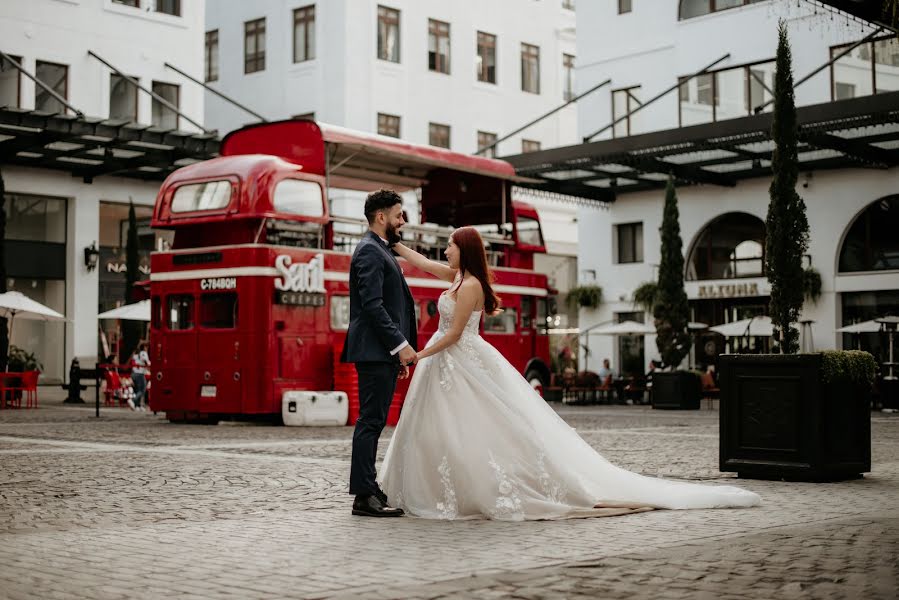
274 253 326 306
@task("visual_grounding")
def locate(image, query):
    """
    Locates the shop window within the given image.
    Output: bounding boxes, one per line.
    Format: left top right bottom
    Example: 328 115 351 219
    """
201 293 237 329
167 295 194 330
687 212 765 280
838 195 899 272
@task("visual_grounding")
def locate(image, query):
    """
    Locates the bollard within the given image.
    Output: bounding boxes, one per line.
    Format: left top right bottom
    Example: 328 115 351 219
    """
63 358 86 404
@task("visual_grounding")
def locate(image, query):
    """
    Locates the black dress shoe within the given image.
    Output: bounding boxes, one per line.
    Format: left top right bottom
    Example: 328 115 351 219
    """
352 494 404 517
374 488 388 505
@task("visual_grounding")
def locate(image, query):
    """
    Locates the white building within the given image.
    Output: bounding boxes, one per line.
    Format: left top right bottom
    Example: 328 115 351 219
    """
204 0 581 322
511 1 899 375
0 0 210 382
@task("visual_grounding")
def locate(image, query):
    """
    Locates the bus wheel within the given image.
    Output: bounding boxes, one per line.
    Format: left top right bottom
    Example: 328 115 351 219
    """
525 370 544 397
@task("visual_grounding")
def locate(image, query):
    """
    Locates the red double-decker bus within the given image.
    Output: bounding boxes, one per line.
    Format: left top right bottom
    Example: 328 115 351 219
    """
149 120 555 424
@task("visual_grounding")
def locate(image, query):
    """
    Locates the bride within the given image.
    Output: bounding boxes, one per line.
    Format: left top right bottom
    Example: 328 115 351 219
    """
381 227 760 521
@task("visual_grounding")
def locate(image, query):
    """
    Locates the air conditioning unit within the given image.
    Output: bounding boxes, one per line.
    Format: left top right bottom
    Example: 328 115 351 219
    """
282 391 348 426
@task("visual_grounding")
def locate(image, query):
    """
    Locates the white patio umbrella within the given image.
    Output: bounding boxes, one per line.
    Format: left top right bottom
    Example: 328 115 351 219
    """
710 315 775 338
591 320 656 336
0 291 66 370
835 320 882 334
98 300 151 322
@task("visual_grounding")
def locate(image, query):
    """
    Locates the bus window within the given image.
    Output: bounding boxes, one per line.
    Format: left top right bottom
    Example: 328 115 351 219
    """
171 180 232 212
521 297 533 328
167 295 195 330
485 307 517 333
151 296 162 329
516 215 544 247
330 295 350 331
273 179 324 217
200 293 238 329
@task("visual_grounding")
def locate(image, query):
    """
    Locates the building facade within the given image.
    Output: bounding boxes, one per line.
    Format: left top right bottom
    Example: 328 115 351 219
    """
570 1 899 375
205 0 583 334
1 0 207 382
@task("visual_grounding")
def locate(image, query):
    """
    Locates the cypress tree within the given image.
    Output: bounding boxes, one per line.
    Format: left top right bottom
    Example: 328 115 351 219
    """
653 175 691 369
121 200 141 362
765 22 809 354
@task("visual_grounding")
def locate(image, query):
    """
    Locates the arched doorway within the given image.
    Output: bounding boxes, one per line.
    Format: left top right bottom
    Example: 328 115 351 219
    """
838 195 899 361
686 212 769 364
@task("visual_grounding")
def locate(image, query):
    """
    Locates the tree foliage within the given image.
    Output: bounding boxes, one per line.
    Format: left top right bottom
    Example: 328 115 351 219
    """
653 176 691 369
765 22 809 354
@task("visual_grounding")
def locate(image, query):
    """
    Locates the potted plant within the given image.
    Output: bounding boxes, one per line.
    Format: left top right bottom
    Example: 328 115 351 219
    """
720 350 875 481
7 344 42 373
567 285 603 309
651 176 700 410
719 23 872 481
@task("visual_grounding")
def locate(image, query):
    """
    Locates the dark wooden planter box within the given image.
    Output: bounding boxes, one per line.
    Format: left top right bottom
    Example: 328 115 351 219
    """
719 354 871 482
651 371 700 410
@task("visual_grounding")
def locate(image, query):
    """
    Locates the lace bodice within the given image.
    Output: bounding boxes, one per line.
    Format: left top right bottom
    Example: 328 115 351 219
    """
437 293 482 337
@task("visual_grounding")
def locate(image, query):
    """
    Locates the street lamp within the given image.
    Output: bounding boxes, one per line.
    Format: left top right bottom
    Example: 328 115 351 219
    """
83 242 100 272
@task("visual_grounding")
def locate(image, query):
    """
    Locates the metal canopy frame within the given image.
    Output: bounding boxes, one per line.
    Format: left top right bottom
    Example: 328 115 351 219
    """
0 107 220 182
504 90 899 203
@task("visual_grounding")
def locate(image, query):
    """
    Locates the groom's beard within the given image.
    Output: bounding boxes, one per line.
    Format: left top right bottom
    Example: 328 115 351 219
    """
385 224 402 247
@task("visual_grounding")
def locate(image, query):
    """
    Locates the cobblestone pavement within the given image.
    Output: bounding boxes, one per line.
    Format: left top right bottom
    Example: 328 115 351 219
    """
0 393 896 599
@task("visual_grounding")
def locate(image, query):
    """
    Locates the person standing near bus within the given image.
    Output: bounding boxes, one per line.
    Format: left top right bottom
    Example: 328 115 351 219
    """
340 189 418 518
130 342 151 411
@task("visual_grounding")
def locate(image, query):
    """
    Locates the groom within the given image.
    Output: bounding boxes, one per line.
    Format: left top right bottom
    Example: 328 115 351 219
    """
340 189 418 517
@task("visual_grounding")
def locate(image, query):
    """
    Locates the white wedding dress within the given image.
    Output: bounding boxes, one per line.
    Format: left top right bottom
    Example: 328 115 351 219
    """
379 293 761 521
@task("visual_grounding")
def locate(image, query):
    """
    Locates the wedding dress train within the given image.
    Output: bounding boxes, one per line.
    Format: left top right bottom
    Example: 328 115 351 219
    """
379 294 760 521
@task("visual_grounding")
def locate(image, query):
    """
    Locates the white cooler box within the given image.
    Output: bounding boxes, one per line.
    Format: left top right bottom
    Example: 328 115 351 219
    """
282 391 349 426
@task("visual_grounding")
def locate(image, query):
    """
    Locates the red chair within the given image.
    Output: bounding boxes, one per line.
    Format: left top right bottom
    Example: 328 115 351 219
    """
21 371 39 408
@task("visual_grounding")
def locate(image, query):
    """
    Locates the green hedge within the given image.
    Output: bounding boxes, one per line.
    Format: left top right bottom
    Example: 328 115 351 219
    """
820 350 877 388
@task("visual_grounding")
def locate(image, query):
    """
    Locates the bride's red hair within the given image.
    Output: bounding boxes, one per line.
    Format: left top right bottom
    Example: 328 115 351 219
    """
450 226 501 315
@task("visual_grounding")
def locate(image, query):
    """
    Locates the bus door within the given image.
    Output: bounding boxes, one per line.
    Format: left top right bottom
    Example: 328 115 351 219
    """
196 289 242 413
520 296 537 359
160 288 198 410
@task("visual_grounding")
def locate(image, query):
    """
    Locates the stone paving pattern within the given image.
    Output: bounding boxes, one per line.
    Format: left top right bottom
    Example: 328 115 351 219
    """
0 392 896 599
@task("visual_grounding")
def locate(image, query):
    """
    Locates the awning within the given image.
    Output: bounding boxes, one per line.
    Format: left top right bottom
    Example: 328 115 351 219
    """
0 108 220 182
504 91 899 203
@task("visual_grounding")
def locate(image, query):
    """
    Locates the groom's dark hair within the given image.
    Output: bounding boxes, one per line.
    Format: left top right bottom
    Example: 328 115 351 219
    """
364 189 403 224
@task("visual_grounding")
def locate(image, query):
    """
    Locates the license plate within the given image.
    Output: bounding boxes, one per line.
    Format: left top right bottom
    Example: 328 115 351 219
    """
200 385 217 398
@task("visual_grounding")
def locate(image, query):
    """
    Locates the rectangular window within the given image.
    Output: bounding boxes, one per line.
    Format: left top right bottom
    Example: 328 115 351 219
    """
521 43 540 94
516 215 543 247
679 60 774 125
35 61 68 114
828 37 899 100
200 293 237 329
0 55 21 109
109 74 138 121
873 36 899 94
377 112 400 138
151 81 179 129
484 307 517 333
155 0 180 16
112 0 139 6
522 139 541 153
428 19 450 74
244 18 266 74
563 53 575 101
293 5 315 63
273 179 323 216
167 295 194 331
616 222 643 264
616 311 645 378
612 85 640 137
477 31 496 83
428 122 450 148
293 112 315 120
696 73 713 105
477 131 498 158
377 5 400 62
205 30 219 82
563 0 576 10
618 0 632 14
172 181 232 213
834 81 856 100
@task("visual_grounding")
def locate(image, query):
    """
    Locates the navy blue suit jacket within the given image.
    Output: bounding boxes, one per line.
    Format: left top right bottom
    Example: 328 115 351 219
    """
340 231 417 363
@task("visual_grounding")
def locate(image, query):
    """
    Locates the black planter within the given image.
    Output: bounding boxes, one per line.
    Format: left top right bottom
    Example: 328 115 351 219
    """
719 354 871 482
651 371 700 410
